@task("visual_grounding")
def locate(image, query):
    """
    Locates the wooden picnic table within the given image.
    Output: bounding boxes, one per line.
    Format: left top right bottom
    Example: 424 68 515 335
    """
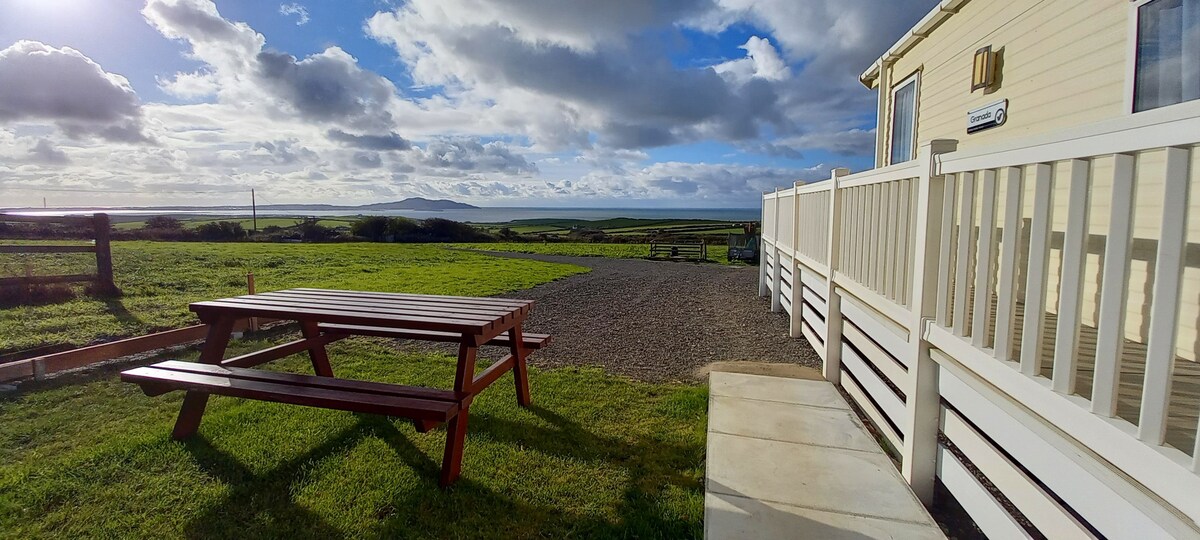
121 288 549 487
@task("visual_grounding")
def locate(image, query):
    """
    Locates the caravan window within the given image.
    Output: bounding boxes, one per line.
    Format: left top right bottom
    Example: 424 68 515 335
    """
1134 0 1200 112
889 75 919 164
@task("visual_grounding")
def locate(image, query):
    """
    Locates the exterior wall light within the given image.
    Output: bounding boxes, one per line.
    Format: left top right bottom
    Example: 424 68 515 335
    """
972 45 996 92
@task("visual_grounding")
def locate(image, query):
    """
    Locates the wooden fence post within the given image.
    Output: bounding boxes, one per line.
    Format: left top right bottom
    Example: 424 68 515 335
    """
823 168 850 383
247 272 260 331
93 213 115 294
901 139 957 505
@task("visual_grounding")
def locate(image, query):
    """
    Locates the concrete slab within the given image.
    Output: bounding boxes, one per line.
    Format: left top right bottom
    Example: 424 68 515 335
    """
706 491 942 540
705 372 943 539
708 394 880 453
697 361 825 381
709 372 848 410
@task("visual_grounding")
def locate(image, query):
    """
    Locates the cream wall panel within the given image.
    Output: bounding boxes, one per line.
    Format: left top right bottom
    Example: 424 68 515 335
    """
883 0 1129 157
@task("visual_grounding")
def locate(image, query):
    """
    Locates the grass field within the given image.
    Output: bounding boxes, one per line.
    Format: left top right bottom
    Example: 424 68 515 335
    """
0 335 707 538
113 217 357 231
0 242 586 354
472 218 747 238
454 242 728 263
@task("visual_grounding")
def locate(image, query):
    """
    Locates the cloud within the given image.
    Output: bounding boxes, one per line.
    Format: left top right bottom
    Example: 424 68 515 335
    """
26 138 70 165
367 2 789 150
351 151 383 168
249 139 318 165
327 129 411 151
279 3 310 25
714 36 789 83
146 0 399 133
0 41 150 142
255 47 399 131
408 139 538 175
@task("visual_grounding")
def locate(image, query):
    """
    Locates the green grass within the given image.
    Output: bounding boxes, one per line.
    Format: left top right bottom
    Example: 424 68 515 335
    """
0 337 707 538
113 217 357 231
0 242 586 354
454 242 727 263
471 218 748 238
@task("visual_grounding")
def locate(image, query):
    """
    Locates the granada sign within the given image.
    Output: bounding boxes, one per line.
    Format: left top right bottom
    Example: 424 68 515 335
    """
967 99 1007 134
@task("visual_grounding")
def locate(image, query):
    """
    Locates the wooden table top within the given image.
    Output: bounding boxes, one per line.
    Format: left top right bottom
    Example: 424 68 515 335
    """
190 288 534 335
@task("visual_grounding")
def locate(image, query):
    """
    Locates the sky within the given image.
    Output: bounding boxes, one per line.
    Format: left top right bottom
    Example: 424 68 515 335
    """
0 0 937 209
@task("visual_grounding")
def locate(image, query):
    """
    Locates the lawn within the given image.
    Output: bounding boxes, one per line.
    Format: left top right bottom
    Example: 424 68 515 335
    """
0 337 707 538
112 217 358 231
0 242 586 354
454 242 728 263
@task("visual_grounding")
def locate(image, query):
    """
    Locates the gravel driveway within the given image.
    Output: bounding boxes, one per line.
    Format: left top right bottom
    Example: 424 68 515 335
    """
466 252 821 382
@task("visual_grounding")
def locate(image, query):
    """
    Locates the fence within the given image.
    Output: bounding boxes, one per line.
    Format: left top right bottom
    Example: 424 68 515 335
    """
0 213 114 292
761 100 1200 538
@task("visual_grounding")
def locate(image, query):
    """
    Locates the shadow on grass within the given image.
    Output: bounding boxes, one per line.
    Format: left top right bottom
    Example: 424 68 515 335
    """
177 404 702 539
102 298 144 328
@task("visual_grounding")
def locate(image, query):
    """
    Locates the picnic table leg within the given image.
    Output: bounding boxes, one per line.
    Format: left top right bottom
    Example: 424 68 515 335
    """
301 321 334 377
509 325 532 407
437 337 479 486
439 405 470 487
172 317 235 439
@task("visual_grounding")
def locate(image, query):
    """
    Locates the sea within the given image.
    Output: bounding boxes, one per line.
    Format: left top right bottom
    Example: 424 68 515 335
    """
8 207 761 223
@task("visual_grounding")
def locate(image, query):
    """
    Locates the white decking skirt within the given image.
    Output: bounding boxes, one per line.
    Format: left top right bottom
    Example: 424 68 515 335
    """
705 372 944 539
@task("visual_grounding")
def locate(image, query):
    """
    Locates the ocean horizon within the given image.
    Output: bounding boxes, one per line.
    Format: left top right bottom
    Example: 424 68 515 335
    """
7 206 761 223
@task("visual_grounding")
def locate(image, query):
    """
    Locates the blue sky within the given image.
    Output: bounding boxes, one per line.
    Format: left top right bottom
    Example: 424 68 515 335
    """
0 0 936 208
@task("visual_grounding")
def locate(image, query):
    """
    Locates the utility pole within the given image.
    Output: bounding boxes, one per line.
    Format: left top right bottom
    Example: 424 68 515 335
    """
251 188 257 234
43 197 46 208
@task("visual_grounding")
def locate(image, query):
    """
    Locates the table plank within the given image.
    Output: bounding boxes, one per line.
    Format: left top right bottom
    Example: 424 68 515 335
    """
151 361 460 401
190 300 493 334
289 288 532 308
221 295 508 323
255 291 517 318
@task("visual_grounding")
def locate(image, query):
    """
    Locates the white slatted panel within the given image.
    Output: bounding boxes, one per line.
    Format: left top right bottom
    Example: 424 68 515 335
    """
942 408 1095 538
1140 147 1192 444
936 177 958 326
1020 163 1055 376
844 322 906 388
842 343 905 428
1051 160 1092 394
972 170 998 349
994 167 1024 362
1091 154 1137 416
936 445 1033 539
952 172 977 336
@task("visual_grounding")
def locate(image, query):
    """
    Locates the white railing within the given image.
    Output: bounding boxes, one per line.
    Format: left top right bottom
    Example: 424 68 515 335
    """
760 101 1200 538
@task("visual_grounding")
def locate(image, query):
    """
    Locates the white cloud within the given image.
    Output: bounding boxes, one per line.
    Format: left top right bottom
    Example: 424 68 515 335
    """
278 3 309 25
0 41 150 143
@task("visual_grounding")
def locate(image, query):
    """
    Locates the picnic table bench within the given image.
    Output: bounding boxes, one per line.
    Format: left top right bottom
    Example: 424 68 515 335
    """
649 241 708 261
121 288 545 487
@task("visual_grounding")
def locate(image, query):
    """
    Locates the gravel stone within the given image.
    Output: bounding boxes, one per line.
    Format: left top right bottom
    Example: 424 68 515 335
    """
465 252 822 382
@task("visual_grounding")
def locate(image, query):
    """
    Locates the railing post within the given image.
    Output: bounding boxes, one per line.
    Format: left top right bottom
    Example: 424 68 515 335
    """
823 168 850 383
790 181 806 337
93 213 115 294
770 188 783 312
901 139 957 505
759 191 770 297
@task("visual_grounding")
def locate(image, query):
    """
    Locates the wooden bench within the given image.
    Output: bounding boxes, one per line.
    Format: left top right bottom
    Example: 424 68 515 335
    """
317 323 551 350
122 360 460 422
123 289 544 487
649 241 708 261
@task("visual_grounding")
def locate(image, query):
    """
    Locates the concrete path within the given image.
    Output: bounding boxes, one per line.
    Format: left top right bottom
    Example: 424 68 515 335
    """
704 371 944 539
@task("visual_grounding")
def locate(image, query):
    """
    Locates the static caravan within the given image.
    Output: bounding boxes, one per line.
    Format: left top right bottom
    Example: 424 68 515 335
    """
862 0 1199 165
760 0 1200 537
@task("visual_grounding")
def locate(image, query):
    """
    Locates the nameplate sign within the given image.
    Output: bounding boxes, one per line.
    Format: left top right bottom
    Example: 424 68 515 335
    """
967 99 1007 134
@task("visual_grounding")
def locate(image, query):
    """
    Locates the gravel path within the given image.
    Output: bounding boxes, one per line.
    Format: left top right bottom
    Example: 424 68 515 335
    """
458 252 821 382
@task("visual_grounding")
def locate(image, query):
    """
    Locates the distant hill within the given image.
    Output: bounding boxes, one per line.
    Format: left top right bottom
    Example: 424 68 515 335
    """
358 198 478 211
0 197 478 213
